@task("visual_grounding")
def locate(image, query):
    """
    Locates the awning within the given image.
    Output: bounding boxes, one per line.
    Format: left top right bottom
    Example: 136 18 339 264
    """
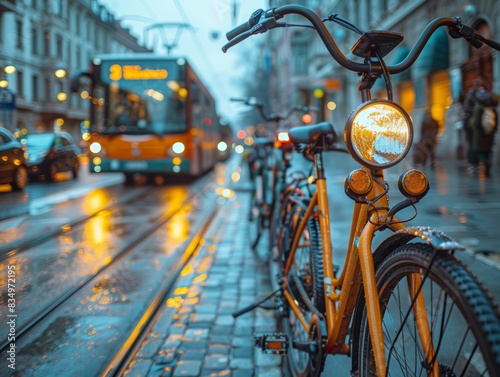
372 45 411 92
390 45 411 83
413 27 449 78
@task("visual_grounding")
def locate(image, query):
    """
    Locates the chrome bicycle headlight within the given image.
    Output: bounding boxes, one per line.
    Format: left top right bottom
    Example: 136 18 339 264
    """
344 100 413 169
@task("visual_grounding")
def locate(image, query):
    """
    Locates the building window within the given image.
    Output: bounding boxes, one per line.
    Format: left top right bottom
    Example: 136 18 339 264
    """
16 19 23 49
31 27 38 54
75 12 80 36
76 46 81 68
45 77 51 101
67 42 72 69
44 30 50 56
54 0 63 17
17 71 24 97
32 75 39 100
95 28 100 50
56 34 63 58
291 43 308 75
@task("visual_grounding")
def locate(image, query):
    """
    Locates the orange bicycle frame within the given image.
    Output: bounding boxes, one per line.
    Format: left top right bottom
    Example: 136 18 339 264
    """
282 168 437 376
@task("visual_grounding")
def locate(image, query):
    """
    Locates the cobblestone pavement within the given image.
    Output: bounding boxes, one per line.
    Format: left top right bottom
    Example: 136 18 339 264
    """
125 183 283 377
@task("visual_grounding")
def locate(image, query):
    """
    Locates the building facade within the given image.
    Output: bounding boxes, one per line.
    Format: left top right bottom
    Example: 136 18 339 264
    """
266 0 499 160
0 0 149 141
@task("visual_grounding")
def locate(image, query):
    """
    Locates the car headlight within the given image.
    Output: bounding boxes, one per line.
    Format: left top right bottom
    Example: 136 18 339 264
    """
344 100 413 169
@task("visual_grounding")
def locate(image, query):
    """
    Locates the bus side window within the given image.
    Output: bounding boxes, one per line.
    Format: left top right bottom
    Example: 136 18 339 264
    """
191 81 202 126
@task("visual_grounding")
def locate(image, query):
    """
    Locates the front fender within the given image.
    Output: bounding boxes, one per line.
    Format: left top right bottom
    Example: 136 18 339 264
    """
374 226 466 263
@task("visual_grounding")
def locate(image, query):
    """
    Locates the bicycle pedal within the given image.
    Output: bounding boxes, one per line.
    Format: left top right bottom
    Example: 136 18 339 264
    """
255 333 288 355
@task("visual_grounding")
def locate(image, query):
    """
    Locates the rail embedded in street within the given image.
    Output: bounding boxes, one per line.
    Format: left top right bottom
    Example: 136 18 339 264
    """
224 4 500 377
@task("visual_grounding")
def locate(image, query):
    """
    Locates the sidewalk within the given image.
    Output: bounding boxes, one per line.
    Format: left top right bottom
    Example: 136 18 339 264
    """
125 151 500 376
400 155 500 270
124 160 283 377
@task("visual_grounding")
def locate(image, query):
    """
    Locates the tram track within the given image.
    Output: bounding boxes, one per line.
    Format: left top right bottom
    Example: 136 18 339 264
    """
0 163 228 351
0 174 213 259
0 185 151 258
101 201 220 377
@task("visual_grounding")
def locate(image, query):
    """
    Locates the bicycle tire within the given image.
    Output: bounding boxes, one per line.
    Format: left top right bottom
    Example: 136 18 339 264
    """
354 243 500 377
280 203 325 377
248 193 264 249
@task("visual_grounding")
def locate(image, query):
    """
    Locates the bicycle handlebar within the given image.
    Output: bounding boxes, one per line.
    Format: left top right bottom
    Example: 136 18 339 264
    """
222 4 500 75
231 97 313 124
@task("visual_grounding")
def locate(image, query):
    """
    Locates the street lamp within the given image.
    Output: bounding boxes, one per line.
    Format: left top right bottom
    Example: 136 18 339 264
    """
0 62 16 88
54 66 67 101
4 64 16 75
54 67 66 78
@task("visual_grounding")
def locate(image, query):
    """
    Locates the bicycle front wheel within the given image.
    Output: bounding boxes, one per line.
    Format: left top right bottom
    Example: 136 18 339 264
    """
355 243 500 377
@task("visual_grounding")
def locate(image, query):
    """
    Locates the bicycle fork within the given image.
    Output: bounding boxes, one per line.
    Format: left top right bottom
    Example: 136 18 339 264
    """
358 193 438 376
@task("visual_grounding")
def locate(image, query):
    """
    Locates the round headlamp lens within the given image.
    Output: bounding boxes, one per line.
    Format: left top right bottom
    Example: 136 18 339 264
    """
345 100 413 169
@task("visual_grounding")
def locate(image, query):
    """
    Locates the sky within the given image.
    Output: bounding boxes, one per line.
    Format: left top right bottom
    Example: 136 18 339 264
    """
99 0 268 124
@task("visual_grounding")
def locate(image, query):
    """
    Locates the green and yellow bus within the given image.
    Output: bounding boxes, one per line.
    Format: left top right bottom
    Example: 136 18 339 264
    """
74 54 230 183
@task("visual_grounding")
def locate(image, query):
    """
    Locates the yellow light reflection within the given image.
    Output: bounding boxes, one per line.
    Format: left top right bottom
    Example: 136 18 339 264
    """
166 297 183 308
174 287 189 295
79 211 112 275
231 171 241 182
216 187 234 199
178 88 188 98
147 89 164 101
167 211 190 243
181 264 194 277
82 189 111 215
193 273 207 284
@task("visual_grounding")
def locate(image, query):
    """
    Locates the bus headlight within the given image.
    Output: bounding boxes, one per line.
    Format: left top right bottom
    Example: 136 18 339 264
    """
89 142 102 154
344 100 413 169
217 141 228 152
172 142 185 154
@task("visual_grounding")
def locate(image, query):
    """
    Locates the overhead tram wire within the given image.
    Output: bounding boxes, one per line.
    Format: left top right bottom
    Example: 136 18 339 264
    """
172 0 227 93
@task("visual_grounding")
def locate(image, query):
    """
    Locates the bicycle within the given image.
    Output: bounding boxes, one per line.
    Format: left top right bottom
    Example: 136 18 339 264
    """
233 97 314 257
224 5 500 377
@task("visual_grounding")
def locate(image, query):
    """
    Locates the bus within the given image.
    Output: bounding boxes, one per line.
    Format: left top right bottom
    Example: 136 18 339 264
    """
73 54 229 183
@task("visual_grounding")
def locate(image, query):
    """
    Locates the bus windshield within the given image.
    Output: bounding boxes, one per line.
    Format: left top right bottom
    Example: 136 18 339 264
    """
92 58 187 135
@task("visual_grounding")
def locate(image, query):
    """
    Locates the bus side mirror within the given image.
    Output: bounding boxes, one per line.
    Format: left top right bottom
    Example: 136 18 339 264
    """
71 71 91 93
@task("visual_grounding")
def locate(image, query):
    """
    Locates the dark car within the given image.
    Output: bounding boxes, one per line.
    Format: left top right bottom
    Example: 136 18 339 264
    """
0 128 28 190
26 132 81 181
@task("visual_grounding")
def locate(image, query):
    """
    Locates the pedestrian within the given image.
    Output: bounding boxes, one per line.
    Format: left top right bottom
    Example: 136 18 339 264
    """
413 110 439 169
462 77 499 175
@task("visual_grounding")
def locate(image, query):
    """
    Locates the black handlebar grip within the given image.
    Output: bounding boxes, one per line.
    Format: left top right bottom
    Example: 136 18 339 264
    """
226 9 264 41
226 22 252 41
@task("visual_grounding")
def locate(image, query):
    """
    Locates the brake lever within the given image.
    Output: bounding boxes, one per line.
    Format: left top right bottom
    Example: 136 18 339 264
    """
222 12 285 52
449 18 483 49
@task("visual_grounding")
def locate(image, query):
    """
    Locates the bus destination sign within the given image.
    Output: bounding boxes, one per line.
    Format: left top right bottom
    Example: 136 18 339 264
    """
109 64 168 81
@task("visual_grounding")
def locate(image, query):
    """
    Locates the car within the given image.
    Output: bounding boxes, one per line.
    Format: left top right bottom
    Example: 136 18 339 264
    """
25 132 81 182
0 127 29 190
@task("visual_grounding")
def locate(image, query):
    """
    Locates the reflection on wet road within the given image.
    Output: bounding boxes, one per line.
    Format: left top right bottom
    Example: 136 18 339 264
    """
0 159 237 376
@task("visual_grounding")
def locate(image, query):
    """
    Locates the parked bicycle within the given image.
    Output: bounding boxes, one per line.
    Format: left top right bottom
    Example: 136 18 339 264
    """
224 5 500 377
233 97 314 258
